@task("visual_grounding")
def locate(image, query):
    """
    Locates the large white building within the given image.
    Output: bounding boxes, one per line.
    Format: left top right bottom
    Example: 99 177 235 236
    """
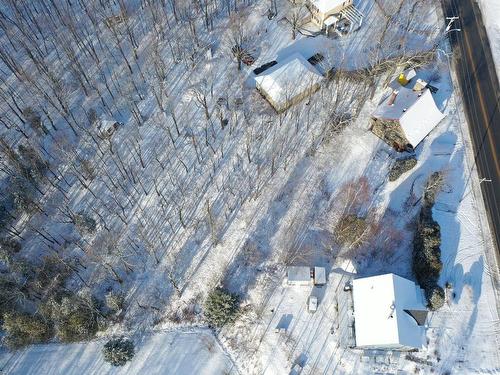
352 273 428 350
255 53 323 113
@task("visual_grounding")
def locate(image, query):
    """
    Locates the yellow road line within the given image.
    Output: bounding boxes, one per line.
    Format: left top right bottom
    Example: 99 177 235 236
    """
462 22 500 177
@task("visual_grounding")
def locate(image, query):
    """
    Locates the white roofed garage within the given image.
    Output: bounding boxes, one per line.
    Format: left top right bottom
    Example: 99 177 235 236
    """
255 53 323 113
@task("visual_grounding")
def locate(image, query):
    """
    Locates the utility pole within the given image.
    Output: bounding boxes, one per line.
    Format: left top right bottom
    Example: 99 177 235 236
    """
479 178 492 184
445 16 461 35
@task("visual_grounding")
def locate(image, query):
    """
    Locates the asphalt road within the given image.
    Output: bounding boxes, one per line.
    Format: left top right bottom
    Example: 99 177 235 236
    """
442 0 500 254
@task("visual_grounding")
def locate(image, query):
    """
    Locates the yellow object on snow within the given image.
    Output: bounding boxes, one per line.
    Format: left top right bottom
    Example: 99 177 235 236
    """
398 73 409 86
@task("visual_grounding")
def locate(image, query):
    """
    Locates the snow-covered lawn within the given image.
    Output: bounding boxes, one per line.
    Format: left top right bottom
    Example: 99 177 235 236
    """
0 329 234 375
210 40 500 375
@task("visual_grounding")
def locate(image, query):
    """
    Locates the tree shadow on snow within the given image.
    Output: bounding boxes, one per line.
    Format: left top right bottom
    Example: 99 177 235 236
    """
222 157 312 298
364 130 463 281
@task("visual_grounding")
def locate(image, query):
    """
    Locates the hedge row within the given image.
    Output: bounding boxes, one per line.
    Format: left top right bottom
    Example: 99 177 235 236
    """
412 205 444 311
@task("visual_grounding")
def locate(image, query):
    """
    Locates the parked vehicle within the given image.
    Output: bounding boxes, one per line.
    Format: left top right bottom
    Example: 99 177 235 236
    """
253 61 278 75
343 282 352 292
308 296 318 313
98 120 123 138
307 53 324 66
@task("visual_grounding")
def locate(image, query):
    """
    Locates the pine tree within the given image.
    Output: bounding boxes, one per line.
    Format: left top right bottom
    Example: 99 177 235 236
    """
102 337 135 366
204 288 239 328
51 293 100 342
425 285 445 311
0 237 21 266
105 291 124 314
2 312 53 348
74 211 97 234
0 237 21 253
412 173 445 311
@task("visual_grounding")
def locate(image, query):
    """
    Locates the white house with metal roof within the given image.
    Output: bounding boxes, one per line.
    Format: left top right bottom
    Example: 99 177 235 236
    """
352 273 428 350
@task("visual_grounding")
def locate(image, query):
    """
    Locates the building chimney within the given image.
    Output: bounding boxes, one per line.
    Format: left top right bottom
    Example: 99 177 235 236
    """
388 303 395 319
413 78 427 92
388 90 399 106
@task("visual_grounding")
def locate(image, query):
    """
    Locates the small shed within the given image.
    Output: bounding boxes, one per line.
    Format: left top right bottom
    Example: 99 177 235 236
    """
286 266 313 286
98 120 122 138
313 267 326 285
398 68 417 86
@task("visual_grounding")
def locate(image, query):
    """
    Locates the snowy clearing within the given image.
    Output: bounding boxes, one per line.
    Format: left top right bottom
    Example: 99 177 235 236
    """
0 329 234 375
218 58 500 373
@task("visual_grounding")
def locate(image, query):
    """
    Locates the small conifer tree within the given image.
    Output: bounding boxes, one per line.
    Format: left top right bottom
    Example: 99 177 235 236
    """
103 337 135 366
204 288 239 328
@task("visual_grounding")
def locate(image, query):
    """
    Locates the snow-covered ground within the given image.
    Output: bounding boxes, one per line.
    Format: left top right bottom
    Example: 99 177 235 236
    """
0 329 235 375
0 0 498 374
206 34 500 375
234 94 497 375
478 0 500 78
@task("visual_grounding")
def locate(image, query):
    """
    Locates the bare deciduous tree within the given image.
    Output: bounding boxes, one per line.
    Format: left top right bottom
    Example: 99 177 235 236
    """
288 5 306 40
224 14 253 71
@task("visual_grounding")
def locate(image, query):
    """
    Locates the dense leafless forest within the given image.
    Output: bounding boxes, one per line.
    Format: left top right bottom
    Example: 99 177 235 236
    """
0 0 443 349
